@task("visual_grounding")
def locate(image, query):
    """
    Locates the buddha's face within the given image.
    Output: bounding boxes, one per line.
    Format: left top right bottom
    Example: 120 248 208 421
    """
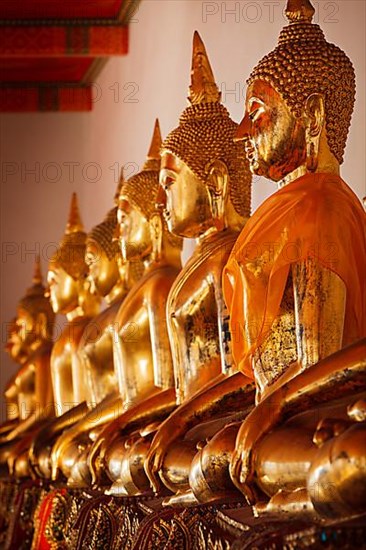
117 198 151 261
15 308 37 354
47 265 79 314
85 240 119 298
6 319 24 361
236 80 306 182
160 152 214 238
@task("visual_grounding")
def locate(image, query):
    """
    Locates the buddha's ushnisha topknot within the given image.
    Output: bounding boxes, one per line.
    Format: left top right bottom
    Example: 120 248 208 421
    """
162 31 251 219
120 119 162 222
18 256 55 335
50 193 88 280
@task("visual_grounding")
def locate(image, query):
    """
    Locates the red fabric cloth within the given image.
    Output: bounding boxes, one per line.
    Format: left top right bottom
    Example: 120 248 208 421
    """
32 488 68 550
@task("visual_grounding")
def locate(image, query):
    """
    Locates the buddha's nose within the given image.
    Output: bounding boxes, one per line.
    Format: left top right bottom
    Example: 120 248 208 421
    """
235 112 250 142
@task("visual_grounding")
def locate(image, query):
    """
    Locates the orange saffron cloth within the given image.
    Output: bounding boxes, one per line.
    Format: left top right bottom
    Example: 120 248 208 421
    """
223 173 366 378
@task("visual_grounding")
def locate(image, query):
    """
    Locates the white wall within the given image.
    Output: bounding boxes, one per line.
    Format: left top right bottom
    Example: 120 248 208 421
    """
1 0 365 407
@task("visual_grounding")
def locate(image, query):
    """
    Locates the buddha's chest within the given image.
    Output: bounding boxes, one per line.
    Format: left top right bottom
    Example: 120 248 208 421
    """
253 274 297 397
169 271 221 364
168 255 228 402
115 295 151 354
81 305 121 368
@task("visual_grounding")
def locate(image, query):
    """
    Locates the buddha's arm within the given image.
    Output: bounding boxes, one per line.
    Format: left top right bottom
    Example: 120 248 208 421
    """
231 338 366 501
1 410 45 443
35 357 54 414
29 401 88 472
81 338 115 406
88 387 177 484
148 287 175 390
2 369 40 441
145 372 255 492
51 391 124 476
16 365 36 419
4 383 19 421
71 346 90 404
0 418 18 437
292 257 346 369
3 401 18 424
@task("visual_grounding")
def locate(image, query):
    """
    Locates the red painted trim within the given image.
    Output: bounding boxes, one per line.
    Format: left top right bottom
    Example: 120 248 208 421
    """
0 25 128 57
0 86 93 112
0 58 94 83
0 0 124 21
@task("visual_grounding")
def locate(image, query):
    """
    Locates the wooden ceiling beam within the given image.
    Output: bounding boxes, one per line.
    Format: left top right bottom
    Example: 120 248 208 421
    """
0 25 129 57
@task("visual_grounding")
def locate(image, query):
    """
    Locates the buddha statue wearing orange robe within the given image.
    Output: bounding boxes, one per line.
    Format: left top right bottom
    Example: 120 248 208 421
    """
212 0 365 519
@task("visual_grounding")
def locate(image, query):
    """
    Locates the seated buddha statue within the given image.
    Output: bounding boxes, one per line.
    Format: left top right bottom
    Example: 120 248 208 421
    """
82 121 185 495
181 0 365 519
0 257 55 478
29 194 100 478
100 32 254 501
0 320 30 473
1 320 24 435
48 177 143 486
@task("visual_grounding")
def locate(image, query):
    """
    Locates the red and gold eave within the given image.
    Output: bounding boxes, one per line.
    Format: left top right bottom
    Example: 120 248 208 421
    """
0 0 140 112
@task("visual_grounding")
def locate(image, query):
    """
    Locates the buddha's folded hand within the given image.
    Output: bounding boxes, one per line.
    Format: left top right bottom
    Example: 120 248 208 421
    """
230 395 282 503
145 414 184 493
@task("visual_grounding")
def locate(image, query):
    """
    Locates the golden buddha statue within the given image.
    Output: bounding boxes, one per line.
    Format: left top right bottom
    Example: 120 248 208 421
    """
29 194 100 478
0 258 55 478
192 0 365 519
0 322 28 472
83 196 127 405
48 177 142 486
117 32 255 502
2 320 24 431
83 120 185 495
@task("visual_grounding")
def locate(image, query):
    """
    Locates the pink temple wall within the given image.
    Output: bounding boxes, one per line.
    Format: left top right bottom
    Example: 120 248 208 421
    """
1 0 365 414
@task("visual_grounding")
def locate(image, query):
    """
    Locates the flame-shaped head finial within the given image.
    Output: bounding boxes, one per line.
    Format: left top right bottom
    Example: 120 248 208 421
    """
114 168 125 204
32 255 43 285
189 31 221 106
66 192 84 234
143 119 162 171
285 0 315 23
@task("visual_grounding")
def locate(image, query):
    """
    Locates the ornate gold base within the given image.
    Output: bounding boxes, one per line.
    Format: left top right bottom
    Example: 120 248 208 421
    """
2 480 365 549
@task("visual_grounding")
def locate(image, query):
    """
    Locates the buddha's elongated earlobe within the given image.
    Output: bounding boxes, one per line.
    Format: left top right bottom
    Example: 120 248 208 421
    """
150 212 163 262
304 93 325 173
